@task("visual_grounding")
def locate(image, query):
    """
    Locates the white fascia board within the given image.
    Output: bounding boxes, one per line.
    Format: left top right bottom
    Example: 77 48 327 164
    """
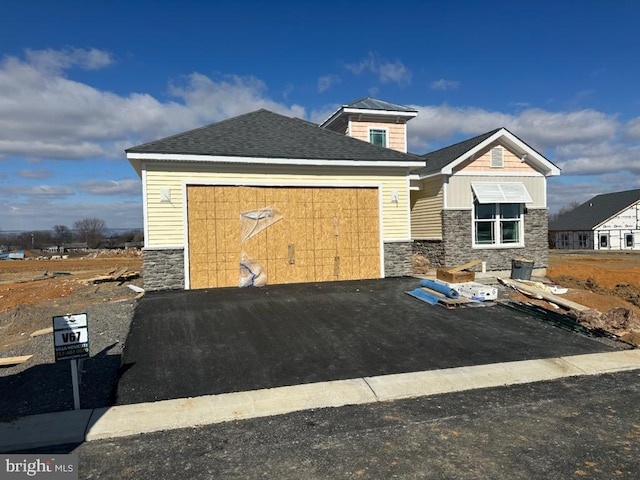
126 152 425 168
441 129 561 177
319 105 418 129
319 106 344 129
417 170 441 180
342 107 418 119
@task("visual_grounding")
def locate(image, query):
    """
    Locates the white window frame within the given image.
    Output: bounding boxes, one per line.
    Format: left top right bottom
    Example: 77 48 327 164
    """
472 201 524 248
368 127 388 148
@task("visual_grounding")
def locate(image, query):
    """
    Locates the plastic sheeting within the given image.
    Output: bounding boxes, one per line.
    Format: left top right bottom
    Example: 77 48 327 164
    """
238 207 283 287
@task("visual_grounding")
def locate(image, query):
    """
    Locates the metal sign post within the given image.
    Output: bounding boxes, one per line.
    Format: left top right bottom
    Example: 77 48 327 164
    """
53 313 90 410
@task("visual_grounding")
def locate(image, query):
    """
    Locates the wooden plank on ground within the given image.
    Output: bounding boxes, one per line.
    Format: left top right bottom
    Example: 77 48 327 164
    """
500 278 591 312
110 267 129 280
446 259 483 273
0 355 33 366
30 327 53 338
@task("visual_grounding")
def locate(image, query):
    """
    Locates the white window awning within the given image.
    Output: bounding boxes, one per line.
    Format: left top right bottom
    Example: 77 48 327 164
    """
472 182 533 204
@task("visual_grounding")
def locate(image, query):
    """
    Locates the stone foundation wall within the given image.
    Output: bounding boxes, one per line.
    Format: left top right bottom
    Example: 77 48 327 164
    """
383 242 413 277
143 248 185 290
441 209 549 271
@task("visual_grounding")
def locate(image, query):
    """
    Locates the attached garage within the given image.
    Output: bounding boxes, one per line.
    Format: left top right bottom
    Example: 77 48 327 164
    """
187 185 380 288
126 108 424 291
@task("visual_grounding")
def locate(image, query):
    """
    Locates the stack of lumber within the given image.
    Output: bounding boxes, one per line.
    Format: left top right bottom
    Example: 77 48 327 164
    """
85 267 140 284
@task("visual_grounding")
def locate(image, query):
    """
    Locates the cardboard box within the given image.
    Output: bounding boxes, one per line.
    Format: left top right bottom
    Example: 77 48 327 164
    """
436 268 475 283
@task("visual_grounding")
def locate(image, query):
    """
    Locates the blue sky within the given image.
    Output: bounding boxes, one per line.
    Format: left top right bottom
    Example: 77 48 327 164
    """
1 0 639 231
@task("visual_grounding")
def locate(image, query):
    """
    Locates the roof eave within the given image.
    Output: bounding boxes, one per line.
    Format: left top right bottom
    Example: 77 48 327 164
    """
125 152 425 168
320 106 418 130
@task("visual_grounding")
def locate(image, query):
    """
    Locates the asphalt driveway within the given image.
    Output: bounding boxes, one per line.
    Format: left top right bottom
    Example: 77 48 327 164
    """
115 277 616 405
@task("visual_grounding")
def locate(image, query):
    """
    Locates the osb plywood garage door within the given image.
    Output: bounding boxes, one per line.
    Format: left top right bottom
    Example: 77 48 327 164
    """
187 186 380 289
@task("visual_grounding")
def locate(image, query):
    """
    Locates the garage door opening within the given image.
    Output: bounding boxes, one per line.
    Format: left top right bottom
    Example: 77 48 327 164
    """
187 186 381 289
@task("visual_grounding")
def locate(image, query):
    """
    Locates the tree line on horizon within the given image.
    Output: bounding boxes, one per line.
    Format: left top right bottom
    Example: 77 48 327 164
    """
0 217 143 250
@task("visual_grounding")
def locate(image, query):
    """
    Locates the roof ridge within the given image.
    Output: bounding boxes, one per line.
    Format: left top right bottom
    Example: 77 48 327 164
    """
422 128 503 158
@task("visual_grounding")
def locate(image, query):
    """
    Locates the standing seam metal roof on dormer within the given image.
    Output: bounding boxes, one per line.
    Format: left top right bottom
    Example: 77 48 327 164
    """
319 97 418 130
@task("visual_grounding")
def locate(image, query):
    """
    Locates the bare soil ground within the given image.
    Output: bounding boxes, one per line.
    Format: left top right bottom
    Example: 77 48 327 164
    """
544 250 640 346
0 251 143 355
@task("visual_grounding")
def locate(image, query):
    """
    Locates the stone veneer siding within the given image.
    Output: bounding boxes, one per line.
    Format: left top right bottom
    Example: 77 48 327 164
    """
413 240 446 269
143 248 185 290
414 209 549 271
383 241 413 277
439 208 549 270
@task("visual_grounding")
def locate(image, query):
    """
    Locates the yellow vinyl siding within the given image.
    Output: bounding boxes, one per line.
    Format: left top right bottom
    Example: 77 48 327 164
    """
144 162 410 246
447 175 547 209
349 120 407 152
410 176 443 238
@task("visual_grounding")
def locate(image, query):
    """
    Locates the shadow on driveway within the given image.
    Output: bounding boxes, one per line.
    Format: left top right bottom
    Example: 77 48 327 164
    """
115 277 616 405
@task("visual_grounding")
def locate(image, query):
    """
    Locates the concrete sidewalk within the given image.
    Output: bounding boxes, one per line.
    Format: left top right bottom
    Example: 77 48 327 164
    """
3 349 640 453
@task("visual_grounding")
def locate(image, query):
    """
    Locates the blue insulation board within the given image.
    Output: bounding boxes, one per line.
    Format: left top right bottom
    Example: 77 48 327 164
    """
406 288 440 305
419 279 459 299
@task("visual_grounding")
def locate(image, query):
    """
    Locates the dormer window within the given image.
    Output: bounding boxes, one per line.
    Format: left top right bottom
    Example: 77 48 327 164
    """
369 128 388 148
490 147 504 168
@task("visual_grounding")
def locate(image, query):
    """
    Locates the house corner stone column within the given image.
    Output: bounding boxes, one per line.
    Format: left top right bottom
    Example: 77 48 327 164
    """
143 247 185 290
383 241 413 277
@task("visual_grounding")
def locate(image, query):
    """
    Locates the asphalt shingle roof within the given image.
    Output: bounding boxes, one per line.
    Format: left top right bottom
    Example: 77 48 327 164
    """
549 188 640 231
416 128 502 176
127 109 422 163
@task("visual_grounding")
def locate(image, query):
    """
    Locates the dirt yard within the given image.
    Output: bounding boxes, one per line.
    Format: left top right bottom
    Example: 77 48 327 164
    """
547 250 640 312
0 251 143 355
1 249 639 358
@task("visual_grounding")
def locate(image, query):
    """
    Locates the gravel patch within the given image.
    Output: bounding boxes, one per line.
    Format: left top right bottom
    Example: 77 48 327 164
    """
0 299 136 421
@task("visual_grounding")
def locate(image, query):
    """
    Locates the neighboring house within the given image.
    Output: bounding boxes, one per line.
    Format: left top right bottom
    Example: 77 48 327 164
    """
549 189 640 250
127 97 559 290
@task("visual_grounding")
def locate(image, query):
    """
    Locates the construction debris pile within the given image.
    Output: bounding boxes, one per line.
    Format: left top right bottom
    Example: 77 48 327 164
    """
407 256 640 347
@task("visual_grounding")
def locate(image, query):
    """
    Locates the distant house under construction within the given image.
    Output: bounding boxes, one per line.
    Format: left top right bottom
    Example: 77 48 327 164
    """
549 189 640 250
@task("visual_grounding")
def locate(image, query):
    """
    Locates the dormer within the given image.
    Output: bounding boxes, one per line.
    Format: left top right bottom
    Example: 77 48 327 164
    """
320 97 418 153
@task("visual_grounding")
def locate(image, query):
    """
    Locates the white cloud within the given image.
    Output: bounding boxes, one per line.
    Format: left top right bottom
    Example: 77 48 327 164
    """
0 50 306 163
77 179 141 196
317 74 340 93
24 47 113 72
2 185 75 197
407 104 619 152
167 73 306 123
345 52 412 86
0 199 142 231
626 117 640 140
16 169 52 179
430 79 460 91
555 143 640 175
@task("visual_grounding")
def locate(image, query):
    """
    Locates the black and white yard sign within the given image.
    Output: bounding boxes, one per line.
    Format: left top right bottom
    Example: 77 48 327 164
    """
53 313 90 362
